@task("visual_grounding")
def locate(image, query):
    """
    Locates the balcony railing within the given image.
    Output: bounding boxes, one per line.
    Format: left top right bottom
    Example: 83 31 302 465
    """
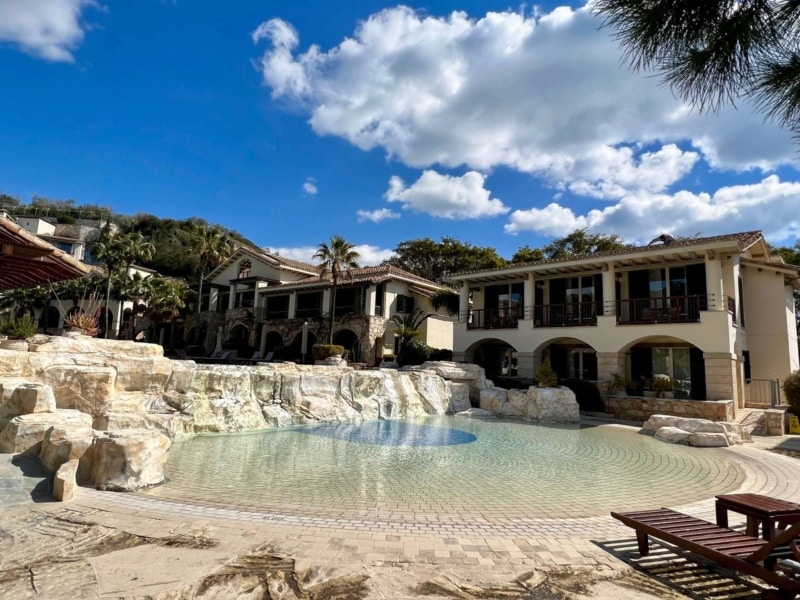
466 308 520 330
533 302 598 327
727 296 737 324
616 296 702 325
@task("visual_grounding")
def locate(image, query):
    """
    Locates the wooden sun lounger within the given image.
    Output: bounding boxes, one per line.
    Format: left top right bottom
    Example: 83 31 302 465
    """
611 508 800 598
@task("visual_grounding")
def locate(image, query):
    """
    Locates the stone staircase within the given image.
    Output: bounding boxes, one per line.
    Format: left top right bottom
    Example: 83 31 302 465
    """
735 408 767 436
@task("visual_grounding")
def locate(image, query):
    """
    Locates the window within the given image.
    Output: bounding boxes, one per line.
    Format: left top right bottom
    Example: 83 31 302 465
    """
375 283 384 316
265 295 289 319
296 291 323 317
567 348 597 380
652 347 691 397
396 294 414 313
566 276 596 323
57 241 72 253
738 276 746 328
237 260 252 279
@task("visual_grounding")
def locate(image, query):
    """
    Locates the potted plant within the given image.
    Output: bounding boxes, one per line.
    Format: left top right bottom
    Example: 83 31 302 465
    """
607 373 627 396
0 314 37 351
645 376 675 398
63 311 100 337
535 359 559 388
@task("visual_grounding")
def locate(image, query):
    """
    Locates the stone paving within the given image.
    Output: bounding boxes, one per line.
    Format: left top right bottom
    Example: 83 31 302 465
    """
63 426 800 575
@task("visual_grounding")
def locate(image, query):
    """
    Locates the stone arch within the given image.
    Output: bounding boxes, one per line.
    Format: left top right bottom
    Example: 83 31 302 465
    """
333 329 360 362
623 335 705 400
464 337 519 381
290 330 317 363
38 306 60 330
534 336 599 381
225 324 251 356
264 331 284 354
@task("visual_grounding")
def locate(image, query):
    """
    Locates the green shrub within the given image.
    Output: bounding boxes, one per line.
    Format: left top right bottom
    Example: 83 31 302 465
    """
0 314 38 340
398 338 430 366
429 348 453 361
311 344 344 360
57 215 76 224
561 378 605 412
534 359 558 388
382 353 395 362
783 370 800 414
272 345 292 361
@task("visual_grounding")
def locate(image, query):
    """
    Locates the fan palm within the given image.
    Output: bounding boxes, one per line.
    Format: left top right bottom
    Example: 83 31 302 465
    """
313 236 360 344
389 308 431 357
184 224 234 312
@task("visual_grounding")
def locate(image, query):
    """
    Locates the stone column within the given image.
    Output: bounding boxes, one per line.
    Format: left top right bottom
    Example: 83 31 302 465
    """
524 274 534 322
209 288 219 312
602 263 616 316
459 282 470 322
597 351 626 381
288 292 297 319
705 252 724 311
259 326 268 358
515 351 535 379
228 284 237 310
366 285 377 317
704 352 739 403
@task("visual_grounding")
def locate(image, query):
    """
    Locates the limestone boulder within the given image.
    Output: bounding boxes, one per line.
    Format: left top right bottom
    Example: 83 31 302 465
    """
654 426 692 445
28 335 165 359
261 404 295 428
53 458 79 501
95 412 194 440
448 382 471 413
8 383 57 415
0 409 92 454
349 371 386 421
0 377 30 423
506 389 529 417
479 387 507 414
88 429 171 491
39 364 116 414
39 424 95 472
280 371 362 423
455 408 495 418
688 431 730 447
531 387 580 423
642 414 683 432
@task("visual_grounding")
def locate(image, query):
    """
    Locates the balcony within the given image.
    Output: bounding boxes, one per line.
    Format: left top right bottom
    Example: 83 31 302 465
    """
533 302 598 327
616 296 703 325
466 308 520 330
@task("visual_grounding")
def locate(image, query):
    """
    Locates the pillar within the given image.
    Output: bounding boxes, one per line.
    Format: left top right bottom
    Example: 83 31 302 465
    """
704 352 739 404
601 263 615 316
596 351 626 388
515 351 535 379
366 285 377 317
288 292 297 319
459 282 470 321
209 288 219 312
228 284 237 310
259 326 268 358
524 274 534 322
705 251 724 311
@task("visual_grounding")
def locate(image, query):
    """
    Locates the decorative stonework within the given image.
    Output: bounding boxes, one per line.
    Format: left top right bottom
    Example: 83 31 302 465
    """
604 395 734 423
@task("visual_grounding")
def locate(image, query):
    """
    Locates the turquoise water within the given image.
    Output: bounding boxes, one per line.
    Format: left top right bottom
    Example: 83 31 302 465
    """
146 416 746 518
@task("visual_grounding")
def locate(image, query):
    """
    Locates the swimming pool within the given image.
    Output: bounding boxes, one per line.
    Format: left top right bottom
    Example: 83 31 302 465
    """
145 416 746 519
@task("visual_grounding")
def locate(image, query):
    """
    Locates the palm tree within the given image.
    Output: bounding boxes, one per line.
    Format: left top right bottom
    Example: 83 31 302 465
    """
184 224 234 312
389 308 431 358
144 277 189 347
313 236 360 344
93 230 155 338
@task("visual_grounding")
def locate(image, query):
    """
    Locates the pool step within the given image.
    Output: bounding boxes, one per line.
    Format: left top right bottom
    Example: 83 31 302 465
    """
736 409 767 436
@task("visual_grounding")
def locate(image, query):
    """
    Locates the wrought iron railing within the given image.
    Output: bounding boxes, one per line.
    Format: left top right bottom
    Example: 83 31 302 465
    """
616 296 702 324
532 302 599 327
466 308 520 330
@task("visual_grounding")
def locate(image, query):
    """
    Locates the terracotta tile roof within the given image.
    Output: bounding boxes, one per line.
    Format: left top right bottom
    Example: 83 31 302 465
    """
261 264 442 293
0 215 91 291
448 231 765 279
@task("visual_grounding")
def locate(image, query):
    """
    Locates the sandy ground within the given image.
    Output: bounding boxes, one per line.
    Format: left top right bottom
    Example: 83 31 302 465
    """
0 497 692 600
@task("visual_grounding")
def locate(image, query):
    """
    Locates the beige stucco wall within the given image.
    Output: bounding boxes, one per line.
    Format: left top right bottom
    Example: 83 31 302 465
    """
421 316 454 350
741 267 800 390
17 217 55 236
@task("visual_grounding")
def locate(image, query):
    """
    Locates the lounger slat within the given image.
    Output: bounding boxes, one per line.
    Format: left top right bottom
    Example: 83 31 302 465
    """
610 508 800 596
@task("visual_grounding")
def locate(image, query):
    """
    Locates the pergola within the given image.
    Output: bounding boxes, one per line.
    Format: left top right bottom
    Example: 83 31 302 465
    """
0 214 90 291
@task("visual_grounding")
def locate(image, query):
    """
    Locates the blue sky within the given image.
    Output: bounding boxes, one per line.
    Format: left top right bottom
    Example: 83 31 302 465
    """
1 1 799 266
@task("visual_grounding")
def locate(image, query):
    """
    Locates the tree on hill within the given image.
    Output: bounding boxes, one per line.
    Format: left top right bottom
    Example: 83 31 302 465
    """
183 223 235 312
383 237 507 282
540 229 627 259
594 0 800 140
511 245 545 263
314 236 360 344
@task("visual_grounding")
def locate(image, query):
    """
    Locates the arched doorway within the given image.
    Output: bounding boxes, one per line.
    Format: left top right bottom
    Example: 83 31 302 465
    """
264 331 284 355
538 338 599 382
466 338 518 382
290 330 317 363
333 329 360 362
39 306 60 331
625 337 705 399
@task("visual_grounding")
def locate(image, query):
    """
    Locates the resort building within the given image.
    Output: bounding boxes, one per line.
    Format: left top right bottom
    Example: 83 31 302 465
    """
191 247 453 364
447 231 800 409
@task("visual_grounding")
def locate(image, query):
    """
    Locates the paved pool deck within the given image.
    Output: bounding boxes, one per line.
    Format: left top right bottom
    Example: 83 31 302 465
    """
3 424 800 598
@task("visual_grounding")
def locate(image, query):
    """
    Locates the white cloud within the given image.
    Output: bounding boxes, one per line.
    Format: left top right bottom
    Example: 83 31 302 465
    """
505 175 800 243
385 170 508 219
303 178 318 195
0 0 97 62
253 5 796 193
268 244 395 267
356 208 400 223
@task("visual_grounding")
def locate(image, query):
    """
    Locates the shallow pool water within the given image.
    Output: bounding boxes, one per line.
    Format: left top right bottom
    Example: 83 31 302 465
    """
145 416 746 518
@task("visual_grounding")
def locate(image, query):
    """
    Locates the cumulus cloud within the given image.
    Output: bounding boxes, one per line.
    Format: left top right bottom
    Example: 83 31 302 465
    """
356 208 400 223
505 175 800 243
0 0 98 62
385 170 508 219
253 5 796 187
268 244 395 266
303 178 318 195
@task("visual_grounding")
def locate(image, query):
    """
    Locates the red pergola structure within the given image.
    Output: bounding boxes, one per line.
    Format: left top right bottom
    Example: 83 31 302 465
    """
0 214 90 291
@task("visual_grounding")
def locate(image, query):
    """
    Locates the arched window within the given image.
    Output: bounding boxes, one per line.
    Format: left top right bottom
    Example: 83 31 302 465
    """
238 260 252 279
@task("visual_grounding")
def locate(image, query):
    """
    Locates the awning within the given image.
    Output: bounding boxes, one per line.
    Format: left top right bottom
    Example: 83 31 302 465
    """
0 215 91 291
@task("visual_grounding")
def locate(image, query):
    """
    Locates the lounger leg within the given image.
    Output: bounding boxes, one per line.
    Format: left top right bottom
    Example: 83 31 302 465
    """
636 530 650 556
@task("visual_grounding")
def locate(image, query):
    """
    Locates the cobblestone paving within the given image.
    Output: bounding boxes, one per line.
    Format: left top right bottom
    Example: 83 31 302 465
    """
69 429 800 572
